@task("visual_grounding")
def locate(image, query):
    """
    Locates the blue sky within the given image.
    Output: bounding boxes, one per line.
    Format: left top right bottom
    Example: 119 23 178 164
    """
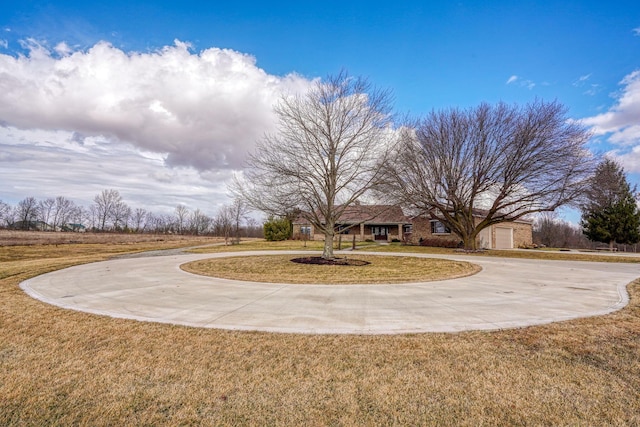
1 1 639 221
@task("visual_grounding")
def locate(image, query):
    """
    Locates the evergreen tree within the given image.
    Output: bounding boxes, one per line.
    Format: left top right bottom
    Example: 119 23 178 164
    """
263 216 291 241
581 159 640 250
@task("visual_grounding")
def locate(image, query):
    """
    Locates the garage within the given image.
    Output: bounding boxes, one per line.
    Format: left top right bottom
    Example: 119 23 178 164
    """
495 227 513 249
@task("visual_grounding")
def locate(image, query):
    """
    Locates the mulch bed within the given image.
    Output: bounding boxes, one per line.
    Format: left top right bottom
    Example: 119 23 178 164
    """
290 256 371 266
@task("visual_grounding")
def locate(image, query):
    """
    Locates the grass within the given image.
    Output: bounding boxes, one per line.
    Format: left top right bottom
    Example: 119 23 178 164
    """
182 255 480 284
1 233 640 425
187 238 378 253
190 238 640 263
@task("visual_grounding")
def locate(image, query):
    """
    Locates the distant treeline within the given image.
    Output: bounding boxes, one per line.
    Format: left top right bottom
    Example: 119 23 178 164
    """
0 189 263 239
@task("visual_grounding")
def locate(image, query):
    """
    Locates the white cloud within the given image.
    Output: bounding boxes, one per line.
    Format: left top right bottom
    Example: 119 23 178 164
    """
582 70 640 139
0 39 312 172
0 39 7 49
54 41 73 56
582 69 640 172
573 73 591 86
633 27 640 36
505 74 535 89
0 39 316 213
572 73 601 95
0 126 232 213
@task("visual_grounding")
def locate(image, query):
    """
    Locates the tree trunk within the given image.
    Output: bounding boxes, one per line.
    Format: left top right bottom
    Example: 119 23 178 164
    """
461 233 477 251
322 231 335 259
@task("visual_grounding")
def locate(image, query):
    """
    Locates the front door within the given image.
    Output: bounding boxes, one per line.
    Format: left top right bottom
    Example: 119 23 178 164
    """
373 226 388 240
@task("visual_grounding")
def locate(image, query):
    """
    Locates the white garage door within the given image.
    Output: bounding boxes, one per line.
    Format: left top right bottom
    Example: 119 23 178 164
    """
495 227 513 249
478 228 491 249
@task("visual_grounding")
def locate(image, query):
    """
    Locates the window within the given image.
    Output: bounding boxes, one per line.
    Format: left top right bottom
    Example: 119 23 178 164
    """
300 226 311 236
337 224 350 234
430 220 450 234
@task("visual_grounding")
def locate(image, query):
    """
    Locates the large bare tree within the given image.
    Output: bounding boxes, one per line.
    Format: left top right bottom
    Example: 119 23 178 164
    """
236 72 395 259
386 101 594 250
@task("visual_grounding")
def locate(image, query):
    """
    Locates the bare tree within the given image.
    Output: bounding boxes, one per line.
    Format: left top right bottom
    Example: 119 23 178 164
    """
70 205 86 230
533 212 590 249
93 189 124 231
174 204 189 235
51 196 77 230
132 208 148 233
0 200 12 228
112 201 131 231
15 197 40 229
189 208 211 235
386 101 594 250
235 72 395 258
144 212 165 234
229 198 250 244
214 205 234 245
37 198 56 229
86 204 98 231
244 217 263 238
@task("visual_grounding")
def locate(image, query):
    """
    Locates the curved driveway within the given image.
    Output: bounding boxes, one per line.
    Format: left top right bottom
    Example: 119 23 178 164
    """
20 251 639 334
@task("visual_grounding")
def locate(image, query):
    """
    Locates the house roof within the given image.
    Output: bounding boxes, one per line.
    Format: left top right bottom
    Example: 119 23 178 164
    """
411 208 534 224
294 204 411 225
338 204 410 224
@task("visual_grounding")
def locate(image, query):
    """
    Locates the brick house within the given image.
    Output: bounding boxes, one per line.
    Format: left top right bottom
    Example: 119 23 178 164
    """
292 204 412 242
409 213 533 249
292 204 533 248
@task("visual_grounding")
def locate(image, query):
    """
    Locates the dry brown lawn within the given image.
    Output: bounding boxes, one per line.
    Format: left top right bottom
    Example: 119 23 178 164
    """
189 238 640 264
182 255 480 284
1 233 639 425
0 230 220 247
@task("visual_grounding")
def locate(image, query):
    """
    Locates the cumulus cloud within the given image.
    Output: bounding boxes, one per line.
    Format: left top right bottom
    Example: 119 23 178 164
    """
582 70 640 172
0 39 312 171
582 70 640 141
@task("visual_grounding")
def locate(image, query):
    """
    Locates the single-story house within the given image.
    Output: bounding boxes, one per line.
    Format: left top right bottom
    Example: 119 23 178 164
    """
10 220 55 231
62 223 87 232
292 205 533 249
409 213 533 249
292 204 412 242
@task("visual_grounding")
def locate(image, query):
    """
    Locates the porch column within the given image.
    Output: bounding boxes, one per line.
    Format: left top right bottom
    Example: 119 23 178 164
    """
398 223 402 240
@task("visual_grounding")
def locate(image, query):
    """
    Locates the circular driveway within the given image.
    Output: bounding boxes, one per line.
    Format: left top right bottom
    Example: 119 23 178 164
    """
20 250 639 334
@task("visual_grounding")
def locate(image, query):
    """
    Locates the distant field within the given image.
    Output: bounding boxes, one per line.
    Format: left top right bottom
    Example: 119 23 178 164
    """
1 234 639 425
0 229 222 246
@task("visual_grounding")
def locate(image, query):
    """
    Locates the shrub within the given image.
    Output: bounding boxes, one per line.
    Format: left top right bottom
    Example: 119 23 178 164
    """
419 237 461 248
263 217 291 241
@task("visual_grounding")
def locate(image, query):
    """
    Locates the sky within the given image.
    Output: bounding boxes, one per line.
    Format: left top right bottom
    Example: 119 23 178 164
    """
1 1 639 222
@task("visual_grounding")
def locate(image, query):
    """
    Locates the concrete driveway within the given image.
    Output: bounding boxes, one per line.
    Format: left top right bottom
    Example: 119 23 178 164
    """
20 250 639 334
